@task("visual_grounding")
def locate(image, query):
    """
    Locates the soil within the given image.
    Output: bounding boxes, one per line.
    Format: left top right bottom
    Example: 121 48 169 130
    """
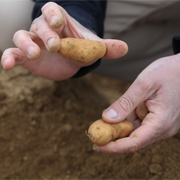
0 65 180 179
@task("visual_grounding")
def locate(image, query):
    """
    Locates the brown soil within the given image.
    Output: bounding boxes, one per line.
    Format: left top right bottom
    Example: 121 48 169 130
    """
0 65 180 179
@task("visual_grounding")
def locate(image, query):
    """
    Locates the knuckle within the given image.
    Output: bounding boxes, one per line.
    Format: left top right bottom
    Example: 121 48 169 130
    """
117 96 135 113
13 30 26 43
138 80 151 92
31 17 40 26
128 142 140 153
30 19 37 31
140 82 150 92
31 16 44 32
32 20 42 34
136 75 153 93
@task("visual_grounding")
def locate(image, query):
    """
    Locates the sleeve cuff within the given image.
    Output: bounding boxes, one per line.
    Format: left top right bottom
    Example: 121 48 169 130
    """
172 34 180 54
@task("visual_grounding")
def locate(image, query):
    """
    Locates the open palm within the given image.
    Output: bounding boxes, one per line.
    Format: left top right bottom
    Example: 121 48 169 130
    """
1 2 128 81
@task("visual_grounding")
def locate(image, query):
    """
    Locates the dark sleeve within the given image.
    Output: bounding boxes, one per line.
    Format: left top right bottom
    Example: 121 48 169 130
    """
32 0 107 78
172 34 180 54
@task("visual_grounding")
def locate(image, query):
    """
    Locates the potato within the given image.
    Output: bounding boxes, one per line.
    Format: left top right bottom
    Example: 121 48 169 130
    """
87 119 133 146
136 102 149 120
58 38 106 63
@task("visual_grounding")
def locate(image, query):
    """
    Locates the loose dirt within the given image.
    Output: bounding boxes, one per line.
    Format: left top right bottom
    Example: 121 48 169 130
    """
0 65 180 179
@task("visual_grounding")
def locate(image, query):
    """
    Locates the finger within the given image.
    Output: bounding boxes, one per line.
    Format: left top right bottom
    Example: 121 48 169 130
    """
30 16 61 52
126 110 141 130
1 48 27 70
94 119 161 153
102 39 128 59
102 75 156 123
41 2 64 29
97 126 177 154
13 30 41 60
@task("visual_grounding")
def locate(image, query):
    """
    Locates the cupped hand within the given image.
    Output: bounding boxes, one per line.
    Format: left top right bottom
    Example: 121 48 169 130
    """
1 2 128 81
94 53 180 153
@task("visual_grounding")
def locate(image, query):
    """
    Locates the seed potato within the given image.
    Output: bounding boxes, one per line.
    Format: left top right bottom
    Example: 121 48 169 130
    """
58 38 106 63
87 119 133 146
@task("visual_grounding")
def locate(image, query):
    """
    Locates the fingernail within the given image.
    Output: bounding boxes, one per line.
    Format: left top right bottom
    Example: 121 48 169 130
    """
28 46 35 56
51 15 63 28
104 108 118 119
51 15 58 25
92 144 101 152
47 37 55 48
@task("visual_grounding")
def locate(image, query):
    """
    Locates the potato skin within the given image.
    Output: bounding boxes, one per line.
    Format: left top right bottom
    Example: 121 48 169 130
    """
87 119 133 146
136 103 149 120
58 38 106 63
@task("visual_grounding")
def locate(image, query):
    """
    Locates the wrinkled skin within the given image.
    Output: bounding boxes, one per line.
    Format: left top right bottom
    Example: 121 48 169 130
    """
99 54 180 153
1 2 128 81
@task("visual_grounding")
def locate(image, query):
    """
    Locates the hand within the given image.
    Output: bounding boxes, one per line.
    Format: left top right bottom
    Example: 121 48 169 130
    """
94 53 180 153
1 2 128 81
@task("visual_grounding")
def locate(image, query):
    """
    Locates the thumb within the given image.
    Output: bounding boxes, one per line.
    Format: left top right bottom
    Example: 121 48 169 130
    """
102 79 154 123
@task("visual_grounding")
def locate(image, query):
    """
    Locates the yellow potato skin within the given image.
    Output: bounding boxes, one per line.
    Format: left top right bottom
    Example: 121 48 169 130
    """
136 103 149 120
87 119 133 146
58 38 106 63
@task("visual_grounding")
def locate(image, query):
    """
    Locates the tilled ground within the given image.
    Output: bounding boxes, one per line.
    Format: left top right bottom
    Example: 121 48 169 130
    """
0 66 180 179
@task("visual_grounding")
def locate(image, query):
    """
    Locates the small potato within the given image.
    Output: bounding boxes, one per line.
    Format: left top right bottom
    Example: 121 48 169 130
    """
87 119 133 146
136 102 149 120
58 38 106 63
